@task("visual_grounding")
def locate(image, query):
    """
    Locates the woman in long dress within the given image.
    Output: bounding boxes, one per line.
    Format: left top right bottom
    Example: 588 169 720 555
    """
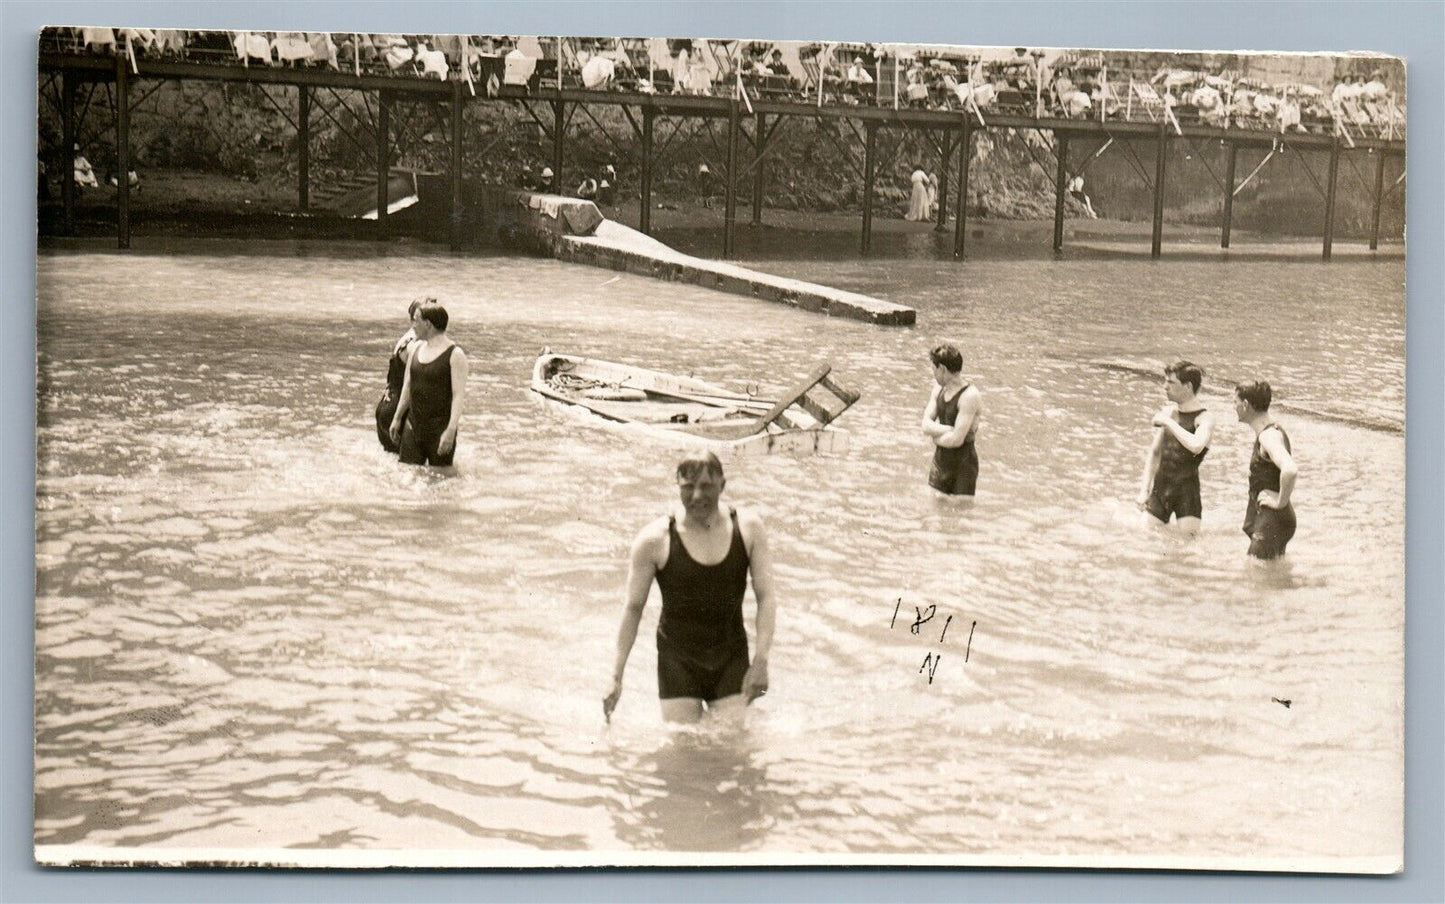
906 165 929 221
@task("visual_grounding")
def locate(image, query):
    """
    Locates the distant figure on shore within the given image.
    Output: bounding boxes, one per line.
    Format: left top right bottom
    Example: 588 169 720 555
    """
106 168 141 190
598 164 616 205
697 163 715 209
576 175 599 201
906 165 929 221
1068 175 1097 218
389 302 468 467
603 451 776 724
1137 360 1213 536
926 172 939 218
922 344 981 497
1234 381 1298 560
538 166 555 194
374 299 423 454
72 145 98 190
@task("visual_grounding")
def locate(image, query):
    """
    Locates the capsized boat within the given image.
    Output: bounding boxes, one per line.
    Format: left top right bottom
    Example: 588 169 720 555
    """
529 352 860 455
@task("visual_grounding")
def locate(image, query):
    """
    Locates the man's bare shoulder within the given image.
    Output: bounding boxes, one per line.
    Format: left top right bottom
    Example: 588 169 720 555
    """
632 514 673 550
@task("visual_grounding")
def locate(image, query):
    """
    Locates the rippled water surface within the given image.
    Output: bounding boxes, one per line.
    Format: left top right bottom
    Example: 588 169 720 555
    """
35 239 1404 864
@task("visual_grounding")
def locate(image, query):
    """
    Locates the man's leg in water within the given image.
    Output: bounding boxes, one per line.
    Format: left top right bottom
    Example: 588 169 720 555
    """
705 694 747 722
661 697 705 723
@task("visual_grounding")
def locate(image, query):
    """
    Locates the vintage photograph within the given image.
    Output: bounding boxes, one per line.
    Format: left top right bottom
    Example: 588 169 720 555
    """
33 22 1405 871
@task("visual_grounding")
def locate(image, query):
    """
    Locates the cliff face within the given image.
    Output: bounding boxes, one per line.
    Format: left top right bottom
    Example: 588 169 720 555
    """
38 78 1404 239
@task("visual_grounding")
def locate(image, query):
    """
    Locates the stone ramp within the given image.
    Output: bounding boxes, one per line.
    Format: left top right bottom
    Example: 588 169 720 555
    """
509 192 915 326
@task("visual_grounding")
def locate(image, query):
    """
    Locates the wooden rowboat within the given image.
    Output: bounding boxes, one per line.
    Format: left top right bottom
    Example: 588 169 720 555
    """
529 352 859 456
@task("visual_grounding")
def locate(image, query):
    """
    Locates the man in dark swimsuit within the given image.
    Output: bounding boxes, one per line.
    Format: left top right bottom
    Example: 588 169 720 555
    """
374 298 424 453
388 302 469 467
604 451 777 724
921 344 982 497
1234 380 1298 559
1138 360 1214 536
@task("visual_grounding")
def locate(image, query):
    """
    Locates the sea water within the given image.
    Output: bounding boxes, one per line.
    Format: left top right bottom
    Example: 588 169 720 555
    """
34 239 1403 861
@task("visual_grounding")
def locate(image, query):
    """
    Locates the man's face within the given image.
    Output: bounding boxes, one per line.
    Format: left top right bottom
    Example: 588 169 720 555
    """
932 362 949 386
677 470 724 518
1164 372 1189 404
413 316 435 340
1234 395 1251 423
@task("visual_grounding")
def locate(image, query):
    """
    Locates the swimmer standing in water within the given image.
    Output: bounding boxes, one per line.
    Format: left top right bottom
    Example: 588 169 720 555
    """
1137 360 1213 536
1234 380 1298 560
922 344 982 498
604 451 775 724
389 302 468 467
375 298 423 454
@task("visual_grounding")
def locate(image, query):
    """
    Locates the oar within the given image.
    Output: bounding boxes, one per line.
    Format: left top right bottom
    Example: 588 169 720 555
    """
640 386 775 411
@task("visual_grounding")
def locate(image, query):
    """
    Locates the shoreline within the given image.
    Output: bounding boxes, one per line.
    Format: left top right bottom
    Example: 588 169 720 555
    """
37 168 1404 261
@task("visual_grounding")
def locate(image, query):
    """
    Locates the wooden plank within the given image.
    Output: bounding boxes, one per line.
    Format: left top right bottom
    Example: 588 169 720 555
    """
751 364 832 433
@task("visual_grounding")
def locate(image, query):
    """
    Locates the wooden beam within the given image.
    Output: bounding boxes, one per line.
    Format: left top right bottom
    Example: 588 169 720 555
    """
724 100 740 259
1053 134 1069 253
1323 137 1340 260
640 108 654 235
376 91 389 239
1151 122 1167 259
1369 147 1386 251
934 130 950 232
61 71 75 235
115 56 130 249
751 111 765 226
450 80 463 251
861 123 876 256
552 99 565 191
1221 141 1236 249
954 122 969 260
297 86 310 212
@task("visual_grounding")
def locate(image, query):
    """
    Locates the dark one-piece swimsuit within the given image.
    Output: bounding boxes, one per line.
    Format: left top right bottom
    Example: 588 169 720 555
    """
399 344 458 467
1146 408 1207 522
928 383 979 496
1243 424 1296 559
654 508 751 702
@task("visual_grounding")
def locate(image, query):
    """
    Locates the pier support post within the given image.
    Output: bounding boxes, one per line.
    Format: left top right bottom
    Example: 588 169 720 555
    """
640 108 654 235
934 130 949 232
115 56 130 249
861 123 877 256
297 86 310 212
1369 148 1387 251
1221 141 1237 248
724 101 740 259
1323 136 1340 260
1052 134 1069 253
551 100 565 191
449 80 464 251
61 71 75 236
751 111 765 226
954 123 970 260
1151 122 1168 259
375 91 390 239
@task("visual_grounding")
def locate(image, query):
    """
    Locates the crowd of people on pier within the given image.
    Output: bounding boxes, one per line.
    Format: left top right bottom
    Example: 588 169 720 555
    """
45 29 1403 139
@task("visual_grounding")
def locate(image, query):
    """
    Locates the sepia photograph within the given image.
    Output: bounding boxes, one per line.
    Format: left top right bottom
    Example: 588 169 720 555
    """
29 6 1410 876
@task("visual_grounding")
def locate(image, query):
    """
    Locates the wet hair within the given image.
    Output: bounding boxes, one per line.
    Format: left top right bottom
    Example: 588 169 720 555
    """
1234 380 1273 412
408 296 434 319
676 450 725 483
416 301 449 332
1165 360 1204 394
929 344 963 373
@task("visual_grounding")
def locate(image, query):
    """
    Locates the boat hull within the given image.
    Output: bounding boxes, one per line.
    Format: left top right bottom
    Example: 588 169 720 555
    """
529 354 849 456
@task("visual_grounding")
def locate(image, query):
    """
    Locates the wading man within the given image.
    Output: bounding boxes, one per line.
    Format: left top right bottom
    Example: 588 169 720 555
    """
1137 360 1213 536
389 302 468 467
1234 380 1298 559
922 344 982 497
603 451 776 724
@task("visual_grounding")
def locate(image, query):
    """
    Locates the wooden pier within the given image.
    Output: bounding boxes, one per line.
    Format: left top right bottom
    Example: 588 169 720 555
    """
38 46 1406 260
